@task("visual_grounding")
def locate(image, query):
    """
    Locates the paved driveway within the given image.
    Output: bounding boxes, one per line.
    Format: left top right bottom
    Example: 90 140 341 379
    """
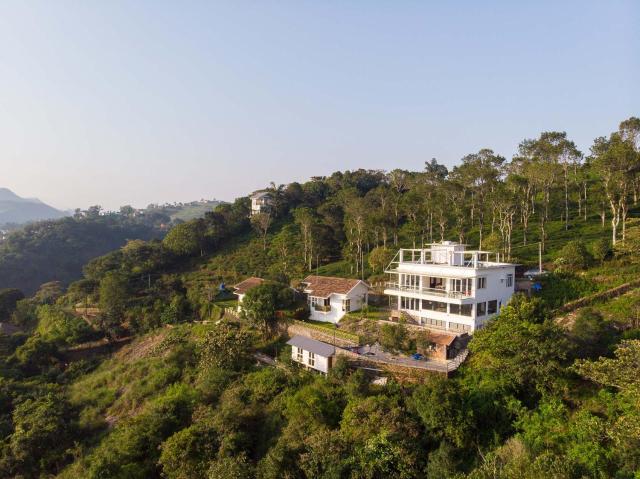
353 343 451 372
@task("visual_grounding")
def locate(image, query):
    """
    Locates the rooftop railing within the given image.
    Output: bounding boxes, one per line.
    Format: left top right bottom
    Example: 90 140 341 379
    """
386 247 507 270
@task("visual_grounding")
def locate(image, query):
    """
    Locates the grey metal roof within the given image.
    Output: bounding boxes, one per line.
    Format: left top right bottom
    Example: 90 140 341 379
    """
287 335 335 357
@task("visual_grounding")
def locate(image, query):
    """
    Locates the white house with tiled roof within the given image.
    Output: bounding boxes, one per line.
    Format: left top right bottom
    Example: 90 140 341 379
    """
300 275 369 323
233 277 265 311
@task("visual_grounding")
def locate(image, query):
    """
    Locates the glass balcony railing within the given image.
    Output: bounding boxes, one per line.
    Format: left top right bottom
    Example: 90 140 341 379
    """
384 282 471 299
313 304 331 312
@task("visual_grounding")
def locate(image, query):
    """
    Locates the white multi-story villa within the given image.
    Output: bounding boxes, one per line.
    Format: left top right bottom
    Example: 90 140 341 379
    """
384 241 516 334
250 191 273 216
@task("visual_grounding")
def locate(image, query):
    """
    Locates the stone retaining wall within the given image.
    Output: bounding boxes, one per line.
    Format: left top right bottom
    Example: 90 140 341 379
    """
286 323 358 348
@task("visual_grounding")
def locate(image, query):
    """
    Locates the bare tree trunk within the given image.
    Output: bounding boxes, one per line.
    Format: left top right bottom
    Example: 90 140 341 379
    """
622 202 628 241
583 182 588 221
564 170 569 230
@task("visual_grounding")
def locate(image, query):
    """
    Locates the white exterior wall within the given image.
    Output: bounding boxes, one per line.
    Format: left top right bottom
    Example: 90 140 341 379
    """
472 267 516 328
308 283 368 324
236 293 245 312
290 347 332 374
386 264 515 333
251 195 272 215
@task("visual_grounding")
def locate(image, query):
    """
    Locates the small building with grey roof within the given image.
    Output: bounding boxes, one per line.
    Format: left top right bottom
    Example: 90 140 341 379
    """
287 335 336 374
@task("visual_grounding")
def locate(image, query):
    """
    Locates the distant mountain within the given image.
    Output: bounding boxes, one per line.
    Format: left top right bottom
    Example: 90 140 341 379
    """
0 188 67 226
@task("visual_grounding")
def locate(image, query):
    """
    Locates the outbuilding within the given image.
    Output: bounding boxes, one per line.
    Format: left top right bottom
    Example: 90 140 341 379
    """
287 335 336 374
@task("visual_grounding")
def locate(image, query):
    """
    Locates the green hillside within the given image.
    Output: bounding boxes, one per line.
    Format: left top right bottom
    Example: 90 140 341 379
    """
1 118 640 478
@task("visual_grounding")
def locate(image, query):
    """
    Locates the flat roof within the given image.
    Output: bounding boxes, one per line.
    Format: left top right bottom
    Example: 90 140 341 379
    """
287 335 336 357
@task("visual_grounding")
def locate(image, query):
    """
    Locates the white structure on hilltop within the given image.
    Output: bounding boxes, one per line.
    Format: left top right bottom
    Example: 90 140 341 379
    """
301 275 369 324
287 335 336 374
250 191 273 216
383 241 516 333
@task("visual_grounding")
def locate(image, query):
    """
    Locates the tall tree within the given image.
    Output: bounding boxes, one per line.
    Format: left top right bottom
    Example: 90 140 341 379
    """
590 133 637 244
453 149 504 249
251 212 272 251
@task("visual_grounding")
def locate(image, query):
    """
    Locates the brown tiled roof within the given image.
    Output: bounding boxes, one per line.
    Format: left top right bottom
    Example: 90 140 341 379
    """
233 277 265 295
428 332 458 347
301 275 367 298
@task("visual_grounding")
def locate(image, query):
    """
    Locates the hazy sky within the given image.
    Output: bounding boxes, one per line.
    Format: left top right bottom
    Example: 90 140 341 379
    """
1 1 638 211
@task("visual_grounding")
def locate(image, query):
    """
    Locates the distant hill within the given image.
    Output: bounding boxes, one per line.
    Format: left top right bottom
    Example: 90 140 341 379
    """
144 200 223 222
0 215 164 295
0 188 67 226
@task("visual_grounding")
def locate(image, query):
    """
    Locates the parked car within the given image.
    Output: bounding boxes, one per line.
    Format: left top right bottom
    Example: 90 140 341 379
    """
411 353 424 360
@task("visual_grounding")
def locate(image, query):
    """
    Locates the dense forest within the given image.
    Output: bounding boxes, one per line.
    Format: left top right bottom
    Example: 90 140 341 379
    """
0 117 639 478
0 206 175 295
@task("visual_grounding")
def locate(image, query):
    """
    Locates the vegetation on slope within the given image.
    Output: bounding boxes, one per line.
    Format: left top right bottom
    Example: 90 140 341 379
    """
0 117 639 478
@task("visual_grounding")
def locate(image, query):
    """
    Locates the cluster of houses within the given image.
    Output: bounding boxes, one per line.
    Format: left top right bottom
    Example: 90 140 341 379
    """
233 241 517 374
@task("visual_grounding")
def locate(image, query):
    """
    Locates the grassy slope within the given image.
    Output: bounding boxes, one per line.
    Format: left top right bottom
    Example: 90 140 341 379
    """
169 202 222 222
167 206 640 313
55 209 640 476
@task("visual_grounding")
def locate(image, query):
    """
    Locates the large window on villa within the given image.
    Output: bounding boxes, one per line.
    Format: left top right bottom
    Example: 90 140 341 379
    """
401 296 420 311
424 317 445 328
450 303 473 316
429 277 445 290
477 302 487 316
401 274 420 290
477 277 487 289
296 347 303 362
451 278 472 295
506 274 513 287
488 300 498 314
449 321 471 332
308 352 315 367
422 300 447 312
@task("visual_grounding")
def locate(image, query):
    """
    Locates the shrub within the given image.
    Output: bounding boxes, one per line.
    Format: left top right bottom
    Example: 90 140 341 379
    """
591 237 612 265
554 240 592 272
380 323 410 353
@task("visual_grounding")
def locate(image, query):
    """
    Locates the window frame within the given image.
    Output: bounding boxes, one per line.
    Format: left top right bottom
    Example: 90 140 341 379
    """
488 300 498 315
342 298 351 312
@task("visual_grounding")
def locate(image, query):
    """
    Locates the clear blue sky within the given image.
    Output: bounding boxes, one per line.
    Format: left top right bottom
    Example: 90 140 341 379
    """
0 1 638 210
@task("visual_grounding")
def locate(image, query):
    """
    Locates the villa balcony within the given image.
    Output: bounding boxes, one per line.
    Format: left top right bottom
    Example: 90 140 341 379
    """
313 304 331 313
384 282 471 299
